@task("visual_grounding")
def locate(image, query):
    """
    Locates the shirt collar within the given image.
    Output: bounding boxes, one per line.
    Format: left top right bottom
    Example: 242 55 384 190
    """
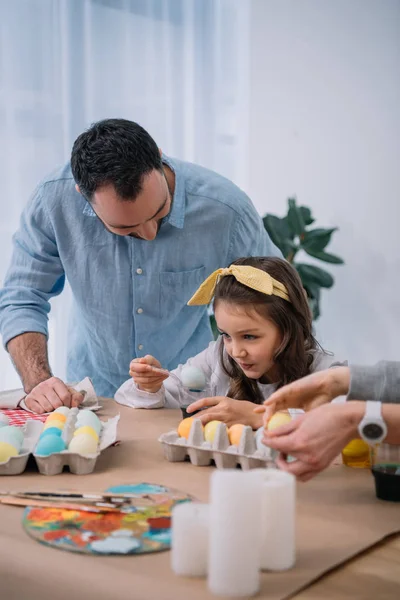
161 155 185 229
81 155 186 229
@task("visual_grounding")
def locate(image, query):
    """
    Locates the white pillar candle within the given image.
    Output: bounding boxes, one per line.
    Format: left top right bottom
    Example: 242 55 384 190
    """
171 502 209 577
208 470 262 597
257 469 296 571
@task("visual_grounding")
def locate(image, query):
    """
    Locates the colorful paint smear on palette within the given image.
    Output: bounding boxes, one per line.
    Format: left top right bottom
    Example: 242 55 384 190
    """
23 483 192 555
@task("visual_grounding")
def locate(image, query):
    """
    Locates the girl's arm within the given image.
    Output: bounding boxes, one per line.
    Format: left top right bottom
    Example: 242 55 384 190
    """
114 340 219 409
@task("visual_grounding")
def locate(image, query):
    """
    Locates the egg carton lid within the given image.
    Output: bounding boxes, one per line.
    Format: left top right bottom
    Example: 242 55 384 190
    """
158 420 278 470
0 409 119 476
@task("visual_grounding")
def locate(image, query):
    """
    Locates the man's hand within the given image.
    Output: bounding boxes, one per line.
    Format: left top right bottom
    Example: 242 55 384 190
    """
129 355 169 393
254 366 350 424
186 396 263 429
24 377 84 414
262 401 361 481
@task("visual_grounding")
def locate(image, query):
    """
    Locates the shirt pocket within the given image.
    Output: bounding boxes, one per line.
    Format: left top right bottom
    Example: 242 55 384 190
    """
159 265 206 325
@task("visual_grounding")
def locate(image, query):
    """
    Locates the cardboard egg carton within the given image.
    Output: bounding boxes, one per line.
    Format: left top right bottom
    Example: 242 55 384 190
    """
0 408 119 476
159 420 278 470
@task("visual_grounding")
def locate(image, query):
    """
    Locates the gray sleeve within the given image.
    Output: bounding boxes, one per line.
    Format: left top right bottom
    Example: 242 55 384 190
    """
348 361 400 404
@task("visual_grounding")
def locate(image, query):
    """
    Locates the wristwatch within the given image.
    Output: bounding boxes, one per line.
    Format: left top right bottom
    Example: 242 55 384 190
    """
357 401 387 445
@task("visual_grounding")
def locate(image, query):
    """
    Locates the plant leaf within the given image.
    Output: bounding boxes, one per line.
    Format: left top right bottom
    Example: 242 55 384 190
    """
262 214 296 258
303 249 344 264
295 263 334 288
301 228 337 252
287 198 306 237
299 206 315 226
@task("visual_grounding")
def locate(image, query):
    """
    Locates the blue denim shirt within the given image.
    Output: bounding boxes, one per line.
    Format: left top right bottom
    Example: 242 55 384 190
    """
0 156 281 397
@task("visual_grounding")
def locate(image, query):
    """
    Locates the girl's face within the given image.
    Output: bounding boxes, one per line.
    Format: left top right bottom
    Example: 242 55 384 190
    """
214 300 282 382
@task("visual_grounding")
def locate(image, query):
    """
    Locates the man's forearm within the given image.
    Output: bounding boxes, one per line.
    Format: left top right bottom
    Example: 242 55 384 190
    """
7 332 52 393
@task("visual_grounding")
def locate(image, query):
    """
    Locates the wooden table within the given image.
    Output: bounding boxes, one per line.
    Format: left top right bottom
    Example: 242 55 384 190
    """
0 400 399 600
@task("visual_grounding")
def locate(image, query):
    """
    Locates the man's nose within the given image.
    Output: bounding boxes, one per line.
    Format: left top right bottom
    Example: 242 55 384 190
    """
136 220 158 241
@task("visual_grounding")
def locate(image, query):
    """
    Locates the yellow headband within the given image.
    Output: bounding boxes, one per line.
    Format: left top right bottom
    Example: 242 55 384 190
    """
187 265 291 306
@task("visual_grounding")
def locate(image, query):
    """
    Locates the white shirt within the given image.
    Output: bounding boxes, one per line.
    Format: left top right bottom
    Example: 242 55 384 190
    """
114 338 342 410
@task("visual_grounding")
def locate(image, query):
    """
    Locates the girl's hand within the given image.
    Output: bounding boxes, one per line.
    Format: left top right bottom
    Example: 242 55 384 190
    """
129 355 169 393
186 396 263 429
262 402 360 481
254 366 350 425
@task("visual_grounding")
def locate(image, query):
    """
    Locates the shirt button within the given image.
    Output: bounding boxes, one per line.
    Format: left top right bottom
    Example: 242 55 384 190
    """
137 308 143 314
138 344 143 350
136 268 143 274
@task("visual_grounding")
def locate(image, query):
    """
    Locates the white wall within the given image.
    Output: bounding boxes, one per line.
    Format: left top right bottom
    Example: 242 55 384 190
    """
247 0 400 365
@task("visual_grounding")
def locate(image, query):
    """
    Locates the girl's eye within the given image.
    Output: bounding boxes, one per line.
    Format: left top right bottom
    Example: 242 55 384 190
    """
243 334 256 340
219 332 231 339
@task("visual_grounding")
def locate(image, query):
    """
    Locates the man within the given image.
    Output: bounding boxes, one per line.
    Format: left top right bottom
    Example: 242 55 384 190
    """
257 362 400 480
0 119 280 412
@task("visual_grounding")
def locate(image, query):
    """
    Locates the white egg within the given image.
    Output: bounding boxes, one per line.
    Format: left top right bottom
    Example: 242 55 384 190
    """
54 406 70 417
68 433 98 455
180 366 206 391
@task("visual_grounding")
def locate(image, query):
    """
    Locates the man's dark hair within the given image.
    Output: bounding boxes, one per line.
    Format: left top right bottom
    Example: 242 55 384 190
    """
70 118 163 202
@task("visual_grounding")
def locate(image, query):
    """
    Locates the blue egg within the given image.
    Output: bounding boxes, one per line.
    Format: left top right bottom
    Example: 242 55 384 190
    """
0 425 24 449
35 434 66 456
40 427 63 438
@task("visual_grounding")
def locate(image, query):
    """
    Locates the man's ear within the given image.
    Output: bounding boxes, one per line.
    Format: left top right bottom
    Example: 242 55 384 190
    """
158 147 162 157
75 184 81 194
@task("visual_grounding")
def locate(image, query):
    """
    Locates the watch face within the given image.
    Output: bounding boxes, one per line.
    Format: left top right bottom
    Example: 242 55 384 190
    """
363 423 384 440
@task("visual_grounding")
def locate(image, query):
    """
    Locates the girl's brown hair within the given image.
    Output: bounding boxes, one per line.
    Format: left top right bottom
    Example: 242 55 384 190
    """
214 256 323 404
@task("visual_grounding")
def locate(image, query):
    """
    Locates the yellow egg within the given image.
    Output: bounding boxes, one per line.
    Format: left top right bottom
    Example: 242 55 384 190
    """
342 439 370 458
46 412 67 424
228 423 245 446
0 441 19 462
73 425 99 442
266 411 292 431
43 419 65 431
204 420 224 443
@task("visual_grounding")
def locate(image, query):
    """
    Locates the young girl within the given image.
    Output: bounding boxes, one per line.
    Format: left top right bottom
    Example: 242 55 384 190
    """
115 257 343 428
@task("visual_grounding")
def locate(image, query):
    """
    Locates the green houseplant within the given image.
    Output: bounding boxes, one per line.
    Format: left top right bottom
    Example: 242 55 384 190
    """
262 198 344 320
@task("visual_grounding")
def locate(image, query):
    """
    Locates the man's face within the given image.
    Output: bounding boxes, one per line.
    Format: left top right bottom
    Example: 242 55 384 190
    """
87 169 172 240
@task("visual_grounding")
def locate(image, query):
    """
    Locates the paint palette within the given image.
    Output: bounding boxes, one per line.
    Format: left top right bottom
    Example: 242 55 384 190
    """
23 483 192 554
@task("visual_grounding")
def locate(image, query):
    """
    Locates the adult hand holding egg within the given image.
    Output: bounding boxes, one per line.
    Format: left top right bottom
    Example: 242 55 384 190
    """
255 367 350 422
24 377 84 414
129 355 169 393
263 403 359 481
186 396 262 429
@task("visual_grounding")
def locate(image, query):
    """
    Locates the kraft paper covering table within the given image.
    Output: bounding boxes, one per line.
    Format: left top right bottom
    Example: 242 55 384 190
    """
0 400 399 600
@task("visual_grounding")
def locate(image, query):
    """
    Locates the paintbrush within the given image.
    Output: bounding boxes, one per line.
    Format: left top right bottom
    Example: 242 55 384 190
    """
0 495 123 513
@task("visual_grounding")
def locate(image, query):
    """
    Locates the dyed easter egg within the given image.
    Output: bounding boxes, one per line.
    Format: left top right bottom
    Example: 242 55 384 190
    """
35 435 66 456
0 413 10 427
46 412 67 424
0 441 19 462
43 419 65 431
75 410 101 434
204 420 224 443
180 366 206 391
39 427 63 439
177 417 196 440
54 406 70 417
266 411 292 431
73 425 99 442
0 425 24 450
68 434 98 455
228 424 245 446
